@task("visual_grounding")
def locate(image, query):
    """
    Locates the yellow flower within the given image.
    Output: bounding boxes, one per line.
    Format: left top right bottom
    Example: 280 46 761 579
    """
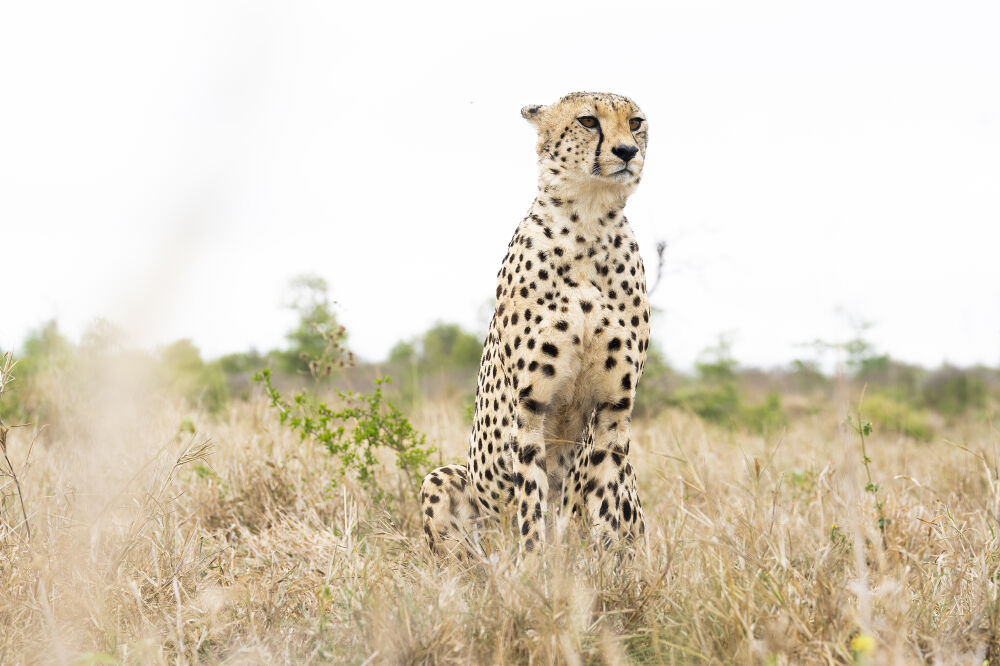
850 633 876 656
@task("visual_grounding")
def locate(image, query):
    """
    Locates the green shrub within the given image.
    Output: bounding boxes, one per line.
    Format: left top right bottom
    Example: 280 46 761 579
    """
672 382 741 426
391 323 482 375
669 338 787 435
921 366 988 417
254 369 434 504
740 391 788 434
420 323 482 371
0 321 71 423
218 350 267 376
862 392 933 441
385 323 483 406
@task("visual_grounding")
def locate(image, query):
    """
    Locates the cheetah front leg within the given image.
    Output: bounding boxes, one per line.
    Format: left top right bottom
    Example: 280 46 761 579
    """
512 391 550 553
580 410 644 547
579 343 646 548
420 464 482 558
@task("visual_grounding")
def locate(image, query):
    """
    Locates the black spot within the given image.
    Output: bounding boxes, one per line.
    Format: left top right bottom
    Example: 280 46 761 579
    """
608 338 622 351
580 301 593 313
554 320 569 331
621 374 632 390
541 342 558 357
611 397 631 411
605 356 617 369
541 364 555 377
523 399 546 414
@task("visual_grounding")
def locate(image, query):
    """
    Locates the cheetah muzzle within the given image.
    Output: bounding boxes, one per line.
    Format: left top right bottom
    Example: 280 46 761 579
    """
421 92 651 558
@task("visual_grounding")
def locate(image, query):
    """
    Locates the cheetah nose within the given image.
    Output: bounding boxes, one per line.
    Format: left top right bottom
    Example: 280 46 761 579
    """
611 145 639 163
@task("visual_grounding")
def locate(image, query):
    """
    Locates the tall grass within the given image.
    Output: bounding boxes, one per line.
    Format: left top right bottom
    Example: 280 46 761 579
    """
0 353 998 664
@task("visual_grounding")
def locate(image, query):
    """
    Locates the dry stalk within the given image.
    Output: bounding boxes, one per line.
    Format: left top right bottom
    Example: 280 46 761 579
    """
0 351 31 540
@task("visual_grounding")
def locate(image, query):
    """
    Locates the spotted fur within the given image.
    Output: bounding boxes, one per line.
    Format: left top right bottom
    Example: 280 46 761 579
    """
420 92 650 557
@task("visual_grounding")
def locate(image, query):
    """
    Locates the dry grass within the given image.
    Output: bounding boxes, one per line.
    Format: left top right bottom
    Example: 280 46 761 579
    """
1 362 999 664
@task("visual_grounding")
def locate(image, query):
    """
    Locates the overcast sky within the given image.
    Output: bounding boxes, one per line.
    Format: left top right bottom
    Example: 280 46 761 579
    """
2 1 998 370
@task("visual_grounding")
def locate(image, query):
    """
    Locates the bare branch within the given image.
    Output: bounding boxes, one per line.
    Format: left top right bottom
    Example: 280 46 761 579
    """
647 240 668 297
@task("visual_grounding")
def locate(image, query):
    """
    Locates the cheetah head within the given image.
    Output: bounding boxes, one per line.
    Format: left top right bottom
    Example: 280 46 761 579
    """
522 92 647 193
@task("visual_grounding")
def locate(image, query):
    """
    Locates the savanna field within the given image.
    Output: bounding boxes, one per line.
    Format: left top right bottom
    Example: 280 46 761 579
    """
2 297 999 665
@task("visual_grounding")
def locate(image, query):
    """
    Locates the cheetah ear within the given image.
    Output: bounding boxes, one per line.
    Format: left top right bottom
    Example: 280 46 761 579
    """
520 104 547 126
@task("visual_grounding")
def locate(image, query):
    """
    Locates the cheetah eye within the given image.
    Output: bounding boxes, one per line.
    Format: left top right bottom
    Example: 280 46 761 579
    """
629 118 643 132
577 116 598 129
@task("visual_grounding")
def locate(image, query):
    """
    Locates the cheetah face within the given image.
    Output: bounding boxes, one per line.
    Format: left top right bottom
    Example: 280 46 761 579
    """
521 92 647 189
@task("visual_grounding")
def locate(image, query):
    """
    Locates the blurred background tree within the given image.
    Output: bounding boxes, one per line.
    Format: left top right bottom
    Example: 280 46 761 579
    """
274 274 349 377
159 339 228 413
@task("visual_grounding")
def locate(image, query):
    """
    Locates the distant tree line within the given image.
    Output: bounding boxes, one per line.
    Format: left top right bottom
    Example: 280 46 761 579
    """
3 276 997 441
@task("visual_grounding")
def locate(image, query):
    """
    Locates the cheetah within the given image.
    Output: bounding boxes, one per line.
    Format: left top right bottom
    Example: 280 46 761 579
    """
420 92 651 557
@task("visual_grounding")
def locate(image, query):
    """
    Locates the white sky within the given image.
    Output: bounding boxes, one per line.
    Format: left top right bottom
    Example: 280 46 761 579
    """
1 1 998 370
